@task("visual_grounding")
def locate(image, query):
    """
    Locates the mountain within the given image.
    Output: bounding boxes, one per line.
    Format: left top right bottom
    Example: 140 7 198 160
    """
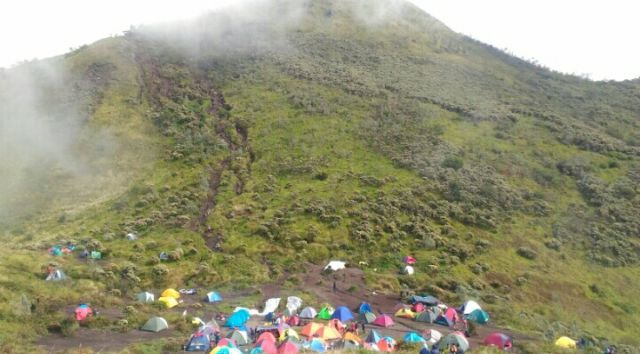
1 0 639 352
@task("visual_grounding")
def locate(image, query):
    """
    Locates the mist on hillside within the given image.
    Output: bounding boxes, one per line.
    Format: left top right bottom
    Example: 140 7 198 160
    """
0 59 117 224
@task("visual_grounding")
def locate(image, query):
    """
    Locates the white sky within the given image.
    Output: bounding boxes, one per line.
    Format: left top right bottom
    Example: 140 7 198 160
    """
1 0 638 81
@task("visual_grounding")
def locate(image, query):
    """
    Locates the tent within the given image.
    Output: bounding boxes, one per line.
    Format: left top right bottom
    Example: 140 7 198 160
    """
403 256 417 265
90 251 102 260
358 302 373 314
394 308 416 319
403 332 425 343
46 269 67 281
466 309 490 324
483 332 513 350
300 307 317 319
257 331 278 343
344 332 362 344
126 233 138 241
161 288 181 299
376 339 394 352
444 307 459 323
255 340 278 354
365 330 383 344
206 291 223 303
357 311 377 324
309 338 326 353
438 333 469 352
74 304 93 321
229 330 250 345
422 329 442 345
286 296 303 314
278 341 299 354
217 338 237 348
185 333 211 352
314 326 341 341
434 314 454 327
402 265 415 275
212 347 242 354
301 323 324 338
323 261 346 272
280 328 300 341
409 295 440 306
141 316 169 332
555 336 577 349
416 311 438 323
460 300 482 315
158 296 178 309
372 314 394 328
137 291 154 303
412 303 426 313
287 315 301 327
331 306 354 322
226 309 251 328
316 307 333 320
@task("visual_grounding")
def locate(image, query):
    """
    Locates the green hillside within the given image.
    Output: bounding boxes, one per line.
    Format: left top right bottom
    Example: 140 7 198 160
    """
1 0 639 352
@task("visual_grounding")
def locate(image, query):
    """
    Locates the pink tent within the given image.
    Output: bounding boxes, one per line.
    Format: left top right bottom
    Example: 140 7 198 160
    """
444 307 459 323
372 314 394 328
403 256 416 265
74 306 92 321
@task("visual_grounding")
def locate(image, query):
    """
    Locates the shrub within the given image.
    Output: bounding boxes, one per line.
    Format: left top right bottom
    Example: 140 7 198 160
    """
517 247 538 260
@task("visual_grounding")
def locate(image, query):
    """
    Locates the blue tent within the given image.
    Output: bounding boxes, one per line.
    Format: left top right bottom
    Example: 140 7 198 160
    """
206 291 223 303
226 309 251 328
403 332 425 343
264 312 275 322
358 302 372 314
331 306 354 322
434 314 454 328
185 333 211 351
365 330 382 344
309 339 326 353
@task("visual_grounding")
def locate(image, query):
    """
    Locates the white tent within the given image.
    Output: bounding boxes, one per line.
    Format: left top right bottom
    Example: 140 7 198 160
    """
286 296 303 314
324 261 346 271
300 306 318 319
424 329 442 344
126 233 138 240
46 270 67 281
137 291 155 303
462 300 482 315
403 265 415 275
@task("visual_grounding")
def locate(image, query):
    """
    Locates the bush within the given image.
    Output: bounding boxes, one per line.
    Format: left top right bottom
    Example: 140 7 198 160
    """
517 247 538 260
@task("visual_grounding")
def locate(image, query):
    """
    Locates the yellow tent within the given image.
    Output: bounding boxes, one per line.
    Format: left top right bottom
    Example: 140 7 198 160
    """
314 326 342 340
279 328 300 341
555 336 577 349
161 288 181 299
158 296 179 308
344 332 362 343
394 308 416 319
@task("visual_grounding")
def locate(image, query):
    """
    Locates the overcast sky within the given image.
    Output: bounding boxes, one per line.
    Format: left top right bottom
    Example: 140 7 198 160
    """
1 0 638 81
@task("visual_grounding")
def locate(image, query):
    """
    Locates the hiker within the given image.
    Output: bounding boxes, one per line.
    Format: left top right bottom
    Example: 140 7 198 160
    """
604 345 617 354
463 319 470 337
333 281 337 292
214 331 221 345
448 343 463 354
361 321 366 332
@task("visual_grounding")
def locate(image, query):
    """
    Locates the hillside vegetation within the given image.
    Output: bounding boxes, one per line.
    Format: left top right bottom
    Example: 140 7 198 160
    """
0 0 639 352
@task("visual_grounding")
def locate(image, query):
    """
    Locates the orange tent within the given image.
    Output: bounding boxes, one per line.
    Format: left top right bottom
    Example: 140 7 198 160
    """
314 326 342 340
377 339 394 352
344 332 362 343
301 323 325 338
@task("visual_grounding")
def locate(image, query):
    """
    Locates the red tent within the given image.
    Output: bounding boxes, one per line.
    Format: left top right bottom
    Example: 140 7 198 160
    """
256 340 278 354
376 339 394 352
74 306 93 321
444 307 459 323
483 332 513 350
403 256 416 265
372 314 394 328
278 341 299 354
257 331 277 344
287 315 301 327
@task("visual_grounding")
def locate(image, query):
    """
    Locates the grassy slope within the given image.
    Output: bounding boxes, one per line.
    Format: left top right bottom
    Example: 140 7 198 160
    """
0 0 639 352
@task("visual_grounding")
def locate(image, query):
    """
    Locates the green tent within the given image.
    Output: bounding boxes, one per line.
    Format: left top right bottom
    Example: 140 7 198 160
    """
316 306 333 320
229 330 250 345
416 311 438 323
142 316 168 332
90 251 102 260
137 291 155 303
357 311 377 324
466 309 490 324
